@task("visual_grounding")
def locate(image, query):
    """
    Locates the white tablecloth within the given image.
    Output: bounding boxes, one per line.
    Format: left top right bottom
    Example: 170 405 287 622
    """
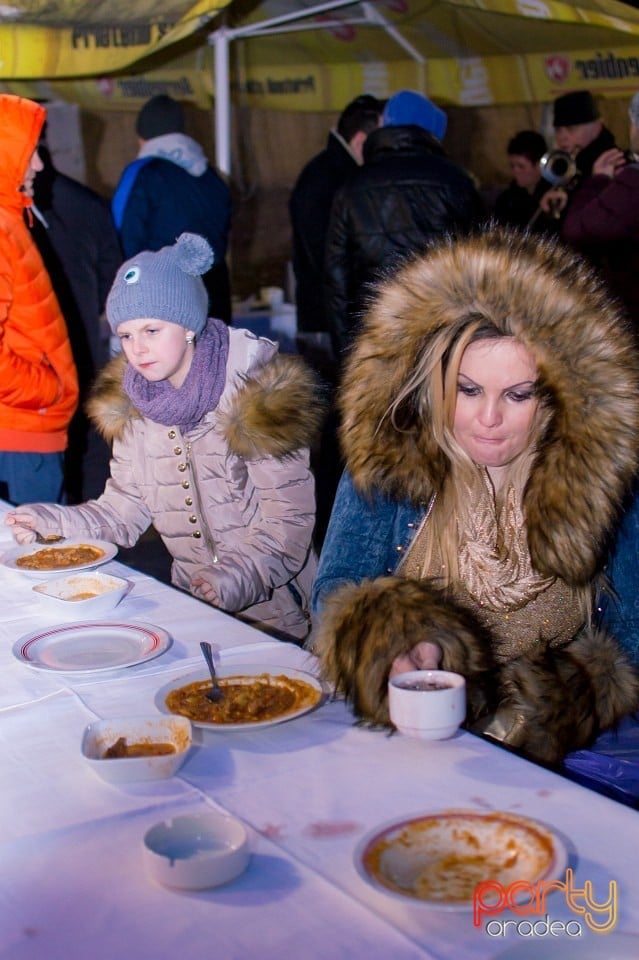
0 506 637 960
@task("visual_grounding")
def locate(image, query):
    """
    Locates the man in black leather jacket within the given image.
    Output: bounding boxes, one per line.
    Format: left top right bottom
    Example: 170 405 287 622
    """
324 90 483 358
289 94 383 339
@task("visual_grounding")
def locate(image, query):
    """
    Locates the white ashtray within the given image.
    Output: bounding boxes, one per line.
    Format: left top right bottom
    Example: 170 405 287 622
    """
81 715 192 783
143 812 250 890
33 571 130 617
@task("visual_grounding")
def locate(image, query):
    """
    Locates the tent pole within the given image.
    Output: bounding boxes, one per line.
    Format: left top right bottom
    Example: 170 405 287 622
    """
212 26 231 176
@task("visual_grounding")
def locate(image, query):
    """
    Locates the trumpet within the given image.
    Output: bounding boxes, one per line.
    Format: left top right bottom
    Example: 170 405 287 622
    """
539 149 577 188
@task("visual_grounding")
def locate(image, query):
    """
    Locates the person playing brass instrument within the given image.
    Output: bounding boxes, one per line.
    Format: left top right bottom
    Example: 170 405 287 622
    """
539 90 618 220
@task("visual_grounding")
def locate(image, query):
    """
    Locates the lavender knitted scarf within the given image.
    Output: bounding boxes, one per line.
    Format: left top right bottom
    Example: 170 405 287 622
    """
123 318 230 432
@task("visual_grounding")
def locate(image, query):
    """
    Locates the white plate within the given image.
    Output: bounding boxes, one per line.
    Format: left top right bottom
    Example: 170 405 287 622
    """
156 662 324 731
13 621 171 672
2 538 117 576
356 810 568 910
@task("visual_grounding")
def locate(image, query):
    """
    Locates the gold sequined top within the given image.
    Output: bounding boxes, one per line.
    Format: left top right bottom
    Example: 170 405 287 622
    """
400 495 585 663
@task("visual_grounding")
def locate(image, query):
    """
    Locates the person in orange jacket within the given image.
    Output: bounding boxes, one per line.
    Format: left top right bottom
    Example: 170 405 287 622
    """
0 95 78 505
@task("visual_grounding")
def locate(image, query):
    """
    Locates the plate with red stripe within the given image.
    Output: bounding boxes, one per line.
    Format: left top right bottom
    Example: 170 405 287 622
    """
13 621 171 672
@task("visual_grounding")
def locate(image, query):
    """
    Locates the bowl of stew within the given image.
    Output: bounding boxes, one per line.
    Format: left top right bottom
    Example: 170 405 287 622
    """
81 715 192 783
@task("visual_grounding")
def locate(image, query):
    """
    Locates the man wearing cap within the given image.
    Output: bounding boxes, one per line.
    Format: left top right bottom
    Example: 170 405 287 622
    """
540 90 618 219
561 92 639 335
324 89 483 359
112 94 232 323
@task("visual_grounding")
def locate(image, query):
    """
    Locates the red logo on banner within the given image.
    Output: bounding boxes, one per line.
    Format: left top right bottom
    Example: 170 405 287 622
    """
314 14 357 42
545 55 571 83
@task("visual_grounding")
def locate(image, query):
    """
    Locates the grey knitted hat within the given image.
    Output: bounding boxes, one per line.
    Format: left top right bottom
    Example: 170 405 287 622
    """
106 233 214 334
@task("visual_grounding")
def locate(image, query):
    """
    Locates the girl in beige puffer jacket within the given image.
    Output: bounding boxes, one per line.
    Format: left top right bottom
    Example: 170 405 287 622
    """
6 233 322 642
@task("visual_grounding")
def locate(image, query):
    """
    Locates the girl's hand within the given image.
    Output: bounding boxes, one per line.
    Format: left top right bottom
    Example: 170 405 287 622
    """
390 641 441 678
191 576 221 606
5 512 37 545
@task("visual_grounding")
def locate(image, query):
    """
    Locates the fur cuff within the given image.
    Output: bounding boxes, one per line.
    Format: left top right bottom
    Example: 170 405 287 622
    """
315 576 495 725
496 629 639 763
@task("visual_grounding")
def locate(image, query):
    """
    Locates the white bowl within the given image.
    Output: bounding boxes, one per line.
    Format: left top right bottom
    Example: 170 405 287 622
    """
81 715 192 783
33 571 130 617
388 670 466 740
143 812 250 890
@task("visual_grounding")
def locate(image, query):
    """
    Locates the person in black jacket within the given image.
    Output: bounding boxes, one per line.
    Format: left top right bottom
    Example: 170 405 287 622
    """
324 90 484 359
539 90 618 221
494 130 555 233
289 94 384 342
31 144 122 502
112 95 232 323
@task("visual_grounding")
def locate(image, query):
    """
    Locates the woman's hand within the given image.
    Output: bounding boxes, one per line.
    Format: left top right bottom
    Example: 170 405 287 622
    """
5 512 37 545
390 641 441 678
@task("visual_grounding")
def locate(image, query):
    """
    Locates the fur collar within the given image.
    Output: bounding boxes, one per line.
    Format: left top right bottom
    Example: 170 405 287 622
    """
87 350 323 459
339 229 639 583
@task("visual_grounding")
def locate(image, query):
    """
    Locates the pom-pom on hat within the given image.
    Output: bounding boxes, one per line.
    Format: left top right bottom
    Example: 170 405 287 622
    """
383 90 447 142
136 94 185 139
106 233 214 335
553 91 599 127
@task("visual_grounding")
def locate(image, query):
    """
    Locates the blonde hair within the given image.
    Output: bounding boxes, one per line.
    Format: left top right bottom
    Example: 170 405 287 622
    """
388 319 547 583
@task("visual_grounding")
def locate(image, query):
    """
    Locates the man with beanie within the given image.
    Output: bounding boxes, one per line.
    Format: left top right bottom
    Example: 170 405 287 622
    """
561 92 639 336
112 95 232 323
324 89 483 358
289 93 384 341
0 94 78 505
552 90 616 178
540 90 618 220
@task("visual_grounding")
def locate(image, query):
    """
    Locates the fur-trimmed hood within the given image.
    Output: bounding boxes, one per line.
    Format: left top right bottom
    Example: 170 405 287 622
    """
339 228 639 583
87 345 324 459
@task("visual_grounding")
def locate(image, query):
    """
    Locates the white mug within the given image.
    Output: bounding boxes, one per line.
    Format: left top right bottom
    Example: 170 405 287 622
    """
260 286 285 308
388 670 466 740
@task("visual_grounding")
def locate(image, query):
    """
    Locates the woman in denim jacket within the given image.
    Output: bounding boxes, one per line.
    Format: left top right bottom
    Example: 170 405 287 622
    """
312 229 639 764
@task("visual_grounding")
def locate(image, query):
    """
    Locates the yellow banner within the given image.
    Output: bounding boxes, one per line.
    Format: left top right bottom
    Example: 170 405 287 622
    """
0 1 229 80
231 46 639 109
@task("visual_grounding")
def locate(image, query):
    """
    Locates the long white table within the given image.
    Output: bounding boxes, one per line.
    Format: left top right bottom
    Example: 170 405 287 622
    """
0 504 638 960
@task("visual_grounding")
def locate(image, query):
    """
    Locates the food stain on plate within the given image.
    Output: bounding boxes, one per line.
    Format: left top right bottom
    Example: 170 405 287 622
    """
358 810 566 908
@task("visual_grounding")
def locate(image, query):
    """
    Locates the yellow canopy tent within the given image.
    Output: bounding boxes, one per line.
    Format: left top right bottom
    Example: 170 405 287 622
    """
3 0 639 173
0 1 229 79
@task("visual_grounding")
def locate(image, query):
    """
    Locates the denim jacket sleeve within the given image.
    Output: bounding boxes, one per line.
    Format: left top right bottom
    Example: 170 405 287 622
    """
312 469 425 613
600 483 639 666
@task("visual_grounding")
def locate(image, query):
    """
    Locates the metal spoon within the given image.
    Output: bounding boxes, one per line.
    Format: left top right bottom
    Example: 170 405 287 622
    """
199 641 224 703
33 531 65 544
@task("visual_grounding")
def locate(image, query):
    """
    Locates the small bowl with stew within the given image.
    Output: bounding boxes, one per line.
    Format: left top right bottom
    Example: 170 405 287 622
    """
81 715 192 783
32 571 130 617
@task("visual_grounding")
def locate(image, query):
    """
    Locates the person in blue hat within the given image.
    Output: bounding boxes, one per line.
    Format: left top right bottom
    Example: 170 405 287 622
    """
324 89 484 360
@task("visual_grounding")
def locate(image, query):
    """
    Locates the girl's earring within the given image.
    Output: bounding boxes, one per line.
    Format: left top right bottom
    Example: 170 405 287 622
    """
185 333 195 344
